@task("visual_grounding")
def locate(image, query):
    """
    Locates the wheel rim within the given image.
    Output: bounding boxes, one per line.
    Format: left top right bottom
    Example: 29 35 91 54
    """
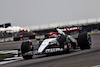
68 42 72 52
88 34 92 45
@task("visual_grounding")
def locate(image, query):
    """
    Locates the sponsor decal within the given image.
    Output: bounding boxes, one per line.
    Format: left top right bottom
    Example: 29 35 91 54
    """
67 27 80 31
45 48 63 53
60 27 80 31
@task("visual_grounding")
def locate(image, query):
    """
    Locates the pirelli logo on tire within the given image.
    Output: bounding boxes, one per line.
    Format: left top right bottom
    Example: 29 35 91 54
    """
45 48 63 53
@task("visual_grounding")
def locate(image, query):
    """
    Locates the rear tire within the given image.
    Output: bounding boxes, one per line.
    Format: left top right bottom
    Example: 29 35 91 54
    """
21 41 33 60
78 32 91 50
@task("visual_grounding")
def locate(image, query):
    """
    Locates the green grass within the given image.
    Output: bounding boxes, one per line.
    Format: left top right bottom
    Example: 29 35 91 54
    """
0 53 16 57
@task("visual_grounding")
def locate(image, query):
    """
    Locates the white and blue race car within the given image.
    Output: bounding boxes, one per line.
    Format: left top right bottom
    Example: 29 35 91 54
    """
21 27 92 60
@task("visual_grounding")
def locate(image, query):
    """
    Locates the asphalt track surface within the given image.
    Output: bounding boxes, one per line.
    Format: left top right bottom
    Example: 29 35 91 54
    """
0 33 100 67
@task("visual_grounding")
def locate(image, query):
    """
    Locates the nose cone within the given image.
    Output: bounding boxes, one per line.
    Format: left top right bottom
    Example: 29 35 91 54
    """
38 38 56 53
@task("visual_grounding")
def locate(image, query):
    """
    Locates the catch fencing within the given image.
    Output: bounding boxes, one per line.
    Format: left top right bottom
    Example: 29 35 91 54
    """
22 18 100 30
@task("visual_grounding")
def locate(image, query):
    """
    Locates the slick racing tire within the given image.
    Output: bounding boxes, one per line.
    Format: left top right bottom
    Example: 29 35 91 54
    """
78 32 92 50
58 35 66 48
21 41 33 60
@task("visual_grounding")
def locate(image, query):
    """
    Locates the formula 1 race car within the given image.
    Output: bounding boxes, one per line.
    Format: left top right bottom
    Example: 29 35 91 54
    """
21 27 92 60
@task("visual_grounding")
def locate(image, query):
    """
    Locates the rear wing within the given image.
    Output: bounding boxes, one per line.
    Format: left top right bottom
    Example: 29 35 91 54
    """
61 27 82 31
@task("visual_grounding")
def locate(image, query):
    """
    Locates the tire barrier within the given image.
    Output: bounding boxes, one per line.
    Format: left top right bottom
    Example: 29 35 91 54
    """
14 35 35 41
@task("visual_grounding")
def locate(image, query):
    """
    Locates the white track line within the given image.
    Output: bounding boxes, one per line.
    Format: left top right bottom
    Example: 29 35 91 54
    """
0 57 23 65
0 50 18 54
4 57 23 60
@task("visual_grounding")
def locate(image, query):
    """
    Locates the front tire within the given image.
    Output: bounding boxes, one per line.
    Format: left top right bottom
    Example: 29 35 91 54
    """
21 41 33 60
